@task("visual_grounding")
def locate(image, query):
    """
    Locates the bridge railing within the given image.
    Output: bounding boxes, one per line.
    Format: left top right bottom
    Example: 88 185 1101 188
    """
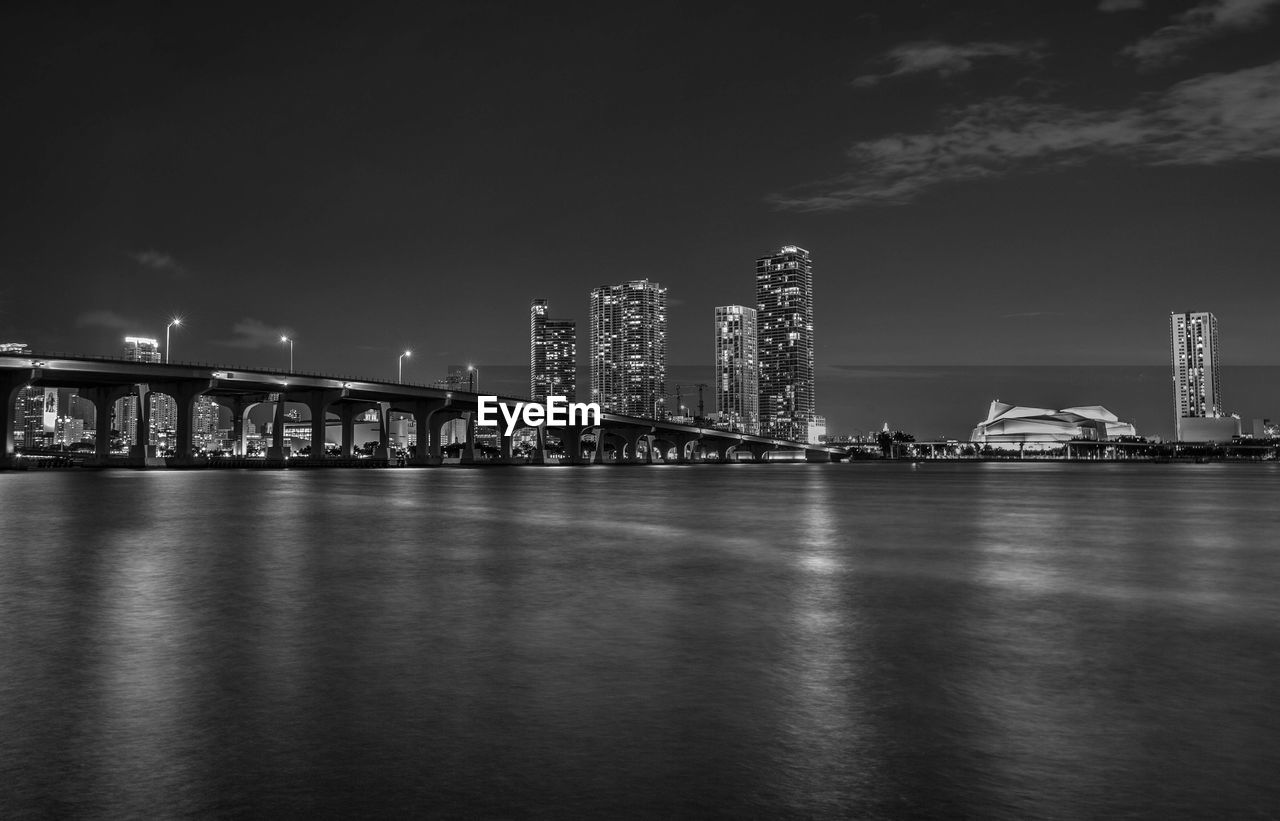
8 349 444 391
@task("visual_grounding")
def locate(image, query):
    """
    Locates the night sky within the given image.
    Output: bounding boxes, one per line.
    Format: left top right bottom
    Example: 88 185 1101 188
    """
3 1 1279 436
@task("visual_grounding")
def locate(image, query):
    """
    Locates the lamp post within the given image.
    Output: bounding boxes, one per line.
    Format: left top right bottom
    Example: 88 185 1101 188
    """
165 318 182 363
280 336 293 372
399 350 411 383
467 364 476 393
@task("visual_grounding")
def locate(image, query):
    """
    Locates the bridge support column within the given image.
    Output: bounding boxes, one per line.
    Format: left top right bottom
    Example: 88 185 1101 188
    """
130 385 155 465
412 400 447 466
296 389 345 462
624 431 653 464
593 428 612 464
1 371 28 468
266 395 288 462
498 430 513 462
76 385 129 466
558 426 586 465
338 405 357 459
458 412 477 464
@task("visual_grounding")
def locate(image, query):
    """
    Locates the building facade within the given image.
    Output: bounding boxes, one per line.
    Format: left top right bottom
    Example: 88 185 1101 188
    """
589 279 667 417
1170 311 1222 440
114 336 164 446
714 305 759 434
530 299 577 401
756 245 816 442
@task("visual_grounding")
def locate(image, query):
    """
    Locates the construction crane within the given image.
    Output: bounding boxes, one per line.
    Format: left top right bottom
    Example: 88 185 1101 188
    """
676 383 709 418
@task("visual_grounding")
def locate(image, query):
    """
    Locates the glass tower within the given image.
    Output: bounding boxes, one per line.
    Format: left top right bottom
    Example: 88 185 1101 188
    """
589 279 667 417
530 299 577 402
714 305 759 435
755 246 815 442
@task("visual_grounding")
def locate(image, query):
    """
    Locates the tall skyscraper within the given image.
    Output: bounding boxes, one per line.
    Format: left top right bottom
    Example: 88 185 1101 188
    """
589 279 667 417
714 305 759 435
1170 311 1224 440
115 336 164 446
530 299 577 401
756 245 815 442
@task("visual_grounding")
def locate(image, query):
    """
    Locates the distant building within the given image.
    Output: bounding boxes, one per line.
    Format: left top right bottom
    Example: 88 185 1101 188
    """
530 299 577 401
714 305 759 435
971 401 1137 443
13 387 55 448
1 342 31 354
756 245 816 442
589 279 667 417
115 336 164 446
1170 311 1223 441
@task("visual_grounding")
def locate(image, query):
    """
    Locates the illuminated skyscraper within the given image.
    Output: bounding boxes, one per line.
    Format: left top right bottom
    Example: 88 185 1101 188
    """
714 305 758 434
115 336 164 446
1170 311 1224 440
589 279 667 417
530 299 577 401
756 245 815 442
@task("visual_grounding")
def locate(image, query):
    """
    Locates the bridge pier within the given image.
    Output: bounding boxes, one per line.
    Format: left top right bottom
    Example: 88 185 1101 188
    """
411 400 448 465
266 394 288 462
297 389 345 462
129 385 157 464
75 385 130 465
1 370 29 468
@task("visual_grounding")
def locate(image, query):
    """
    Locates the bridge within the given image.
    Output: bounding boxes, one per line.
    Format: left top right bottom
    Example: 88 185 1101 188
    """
1 352 842 468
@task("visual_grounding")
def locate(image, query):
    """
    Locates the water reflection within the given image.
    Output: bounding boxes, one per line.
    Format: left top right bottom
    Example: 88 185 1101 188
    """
2 465 1278 817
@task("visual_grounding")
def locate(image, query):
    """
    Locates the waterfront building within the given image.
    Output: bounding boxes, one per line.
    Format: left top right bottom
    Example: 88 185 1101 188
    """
970 401 1137 443
714 305 759 434
756 245 817 442
530 299 577 401
1170 311 1223 441
589 279 667 417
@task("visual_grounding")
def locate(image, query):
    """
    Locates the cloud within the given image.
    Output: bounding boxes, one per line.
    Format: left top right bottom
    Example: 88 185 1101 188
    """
1123 0 1279 69
214 318 293 349
773 60 1280 209
131 249 187 277
1001 311 1065 319
1098 0 1144 11
75 309 143 331
852 40 1045 87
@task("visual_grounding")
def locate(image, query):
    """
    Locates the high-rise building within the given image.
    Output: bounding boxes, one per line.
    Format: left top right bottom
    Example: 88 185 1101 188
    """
714 305 759 434
115 336 164 446
589 279 667 417
530 299 577 401
1170 311 1228 441
756 245 816 442
13 387 54 448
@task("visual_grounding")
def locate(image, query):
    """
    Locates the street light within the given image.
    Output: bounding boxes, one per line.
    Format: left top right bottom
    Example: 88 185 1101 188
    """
280 336 293 372
399 350 411 383
467 364 476 393
165 318 182 363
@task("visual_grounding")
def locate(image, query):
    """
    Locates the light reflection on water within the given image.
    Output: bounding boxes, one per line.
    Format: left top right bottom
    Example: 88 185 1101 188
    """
1 463 1278 818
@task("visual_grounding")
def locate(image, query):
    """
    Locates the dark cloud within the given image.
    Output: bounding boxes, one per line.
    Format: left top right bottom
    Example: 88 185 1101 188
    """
131 250 188 277
213 318 293 349
1123 0 1279 69
1098 0 1145 12
852 40 1046 87
75 309 144 331
774 60 1280 209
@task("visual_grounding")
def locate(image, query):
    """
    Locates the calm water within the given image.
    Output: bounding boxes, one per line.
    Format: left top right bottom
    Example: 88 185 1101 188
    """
2 464 1278 819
